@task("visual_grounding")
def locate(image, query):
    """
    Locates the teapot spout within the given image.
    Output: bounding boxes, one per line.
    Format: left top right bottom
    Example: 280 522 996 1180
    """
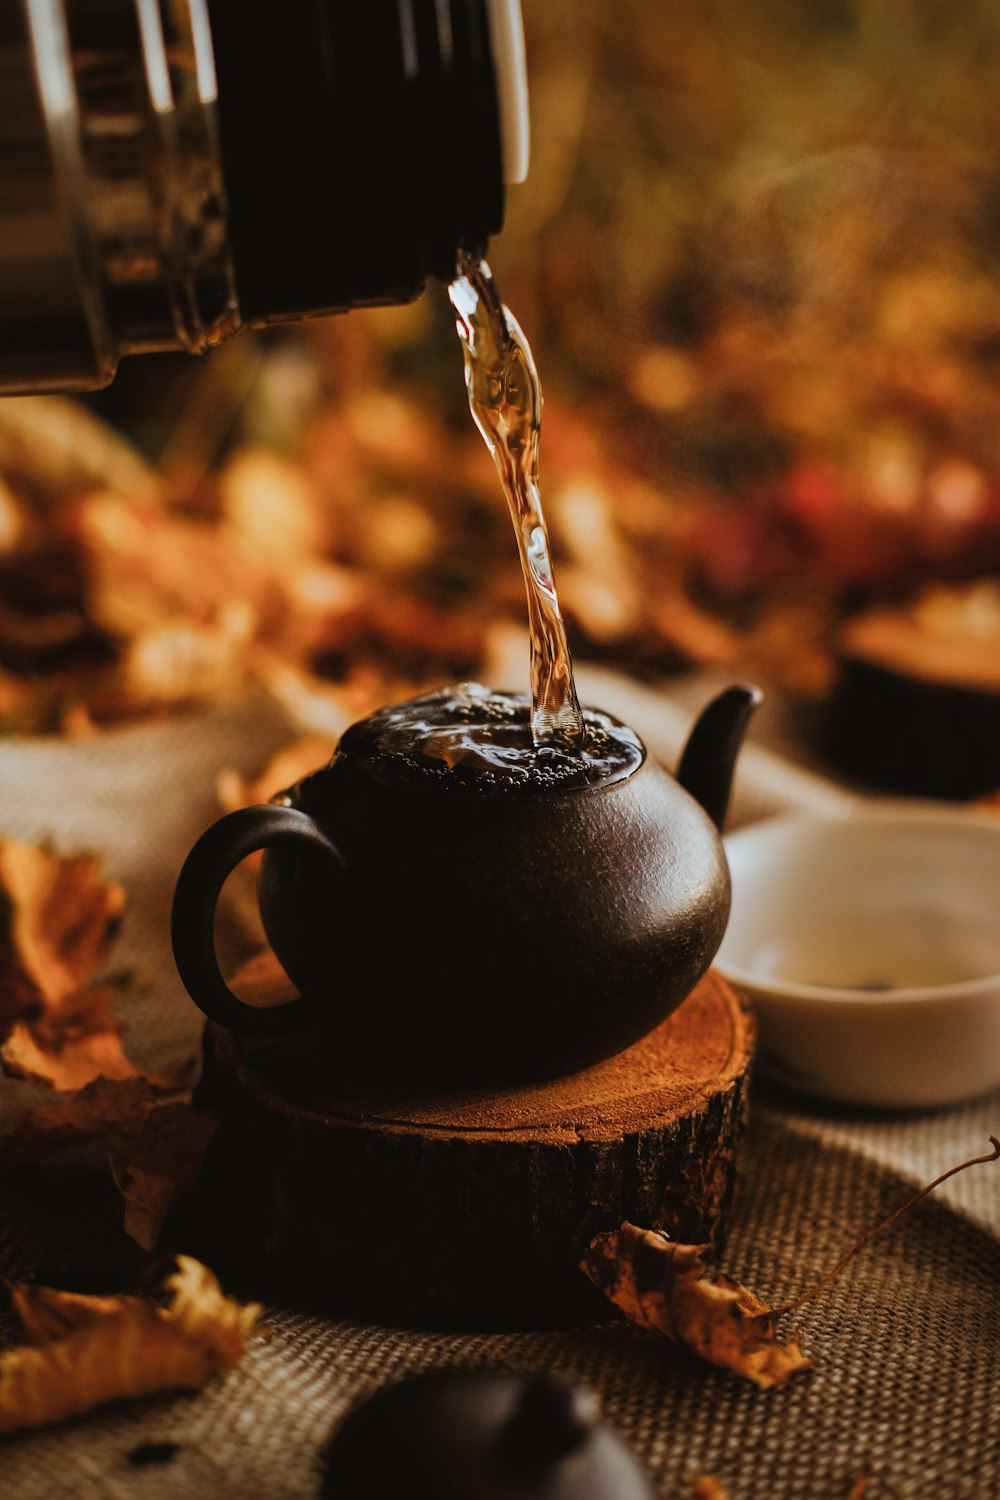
675 683 763 831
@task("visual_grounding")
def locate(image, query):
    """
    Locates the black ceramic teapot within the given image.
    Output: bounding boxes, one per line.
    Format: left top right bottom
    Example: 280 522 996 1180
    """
171 681 760 1090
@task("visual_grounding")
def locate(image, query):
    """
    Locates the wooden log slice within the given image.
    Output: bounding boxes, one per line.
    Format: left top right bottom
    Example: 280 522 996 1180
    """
183 972 754 1330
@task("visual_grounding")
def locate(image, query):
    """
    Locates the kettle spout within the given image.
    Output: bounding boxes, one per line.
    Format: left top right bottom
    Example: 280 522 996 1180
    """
675 683 763 831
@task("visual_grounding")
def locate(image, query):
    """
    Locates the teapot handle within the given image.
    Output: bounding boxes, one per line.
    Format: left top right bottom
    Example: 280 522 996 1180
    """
171 804 344 1037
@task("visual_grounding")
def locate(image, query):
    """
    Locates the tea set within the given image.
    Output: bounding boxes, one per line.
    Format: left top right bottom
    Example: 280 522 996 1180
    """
170 676 1000 1488
173 679 1000 1108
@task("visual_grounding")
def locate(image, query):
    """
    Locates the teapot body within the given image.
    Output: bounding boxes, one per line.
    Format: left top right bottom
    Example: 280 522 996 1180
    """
171 682 760 1093
255 751 730 1090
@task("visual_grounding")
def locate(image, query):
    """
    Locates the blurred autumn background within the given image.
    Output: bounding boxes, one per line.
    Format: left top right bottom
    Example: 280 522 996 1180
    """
2 0 1000 770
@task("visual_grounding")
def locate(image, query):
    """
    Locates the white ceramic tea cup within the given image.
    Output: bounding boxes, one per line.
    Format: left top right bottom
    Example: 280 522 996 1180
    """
715 804 1000 1108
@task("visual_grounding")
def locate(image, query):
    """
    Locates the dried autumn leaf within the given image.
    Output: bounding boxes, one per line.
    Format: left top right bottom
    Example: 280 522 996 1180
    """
0 1256 258 1437
0 1075 162 1167
584 1143 999 1391
113 1102 219 1252
0 837 191 1095
1 1003 190 1095
580 1223 810 1388
0 840 125 1033
1 984 140 1090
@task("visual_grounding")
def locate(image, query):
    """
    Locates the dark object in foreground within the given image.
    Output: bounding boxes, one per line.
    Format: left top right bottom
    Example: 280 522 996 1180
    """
826 656 1000 799
126 1442 183 1469
320 1368 658 1500
177 972 754 1330
824 597 1000 799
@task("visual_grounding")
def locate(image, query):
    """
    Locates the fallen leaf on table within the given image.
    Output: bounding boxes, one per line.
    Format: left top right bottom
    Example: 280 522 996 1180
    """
0 1256 258 1438
583 1142 999 1389
580 1223 810 1388
0 837 190 1098
0 840 124 1035
0 838 191 1167
0 1076 164 1166
214 735 332 886
1 982 147 1091
113 1102 219 1252
248 648 366 742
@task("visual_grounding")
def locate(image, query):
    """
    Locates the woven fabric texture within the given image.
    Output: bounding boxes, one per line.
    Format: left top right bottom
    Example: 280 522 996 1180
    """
0 682 997 1499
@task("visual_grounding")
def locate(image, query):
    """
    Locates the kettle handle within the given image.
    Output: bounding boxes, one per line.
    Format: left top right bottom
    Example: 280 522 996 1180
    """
171 804 344 1037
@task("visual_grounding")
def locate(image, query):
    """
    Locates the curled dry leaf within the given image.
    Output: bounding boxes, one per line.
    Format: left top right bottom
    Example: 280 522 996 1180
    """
583 1143 998 1392
0 840 125 1034
0 837 192 1147
0 1075 163 1167
0 1256 259 1437
1 984 143 1091
113 1102 219 1252
580 1223 810 1389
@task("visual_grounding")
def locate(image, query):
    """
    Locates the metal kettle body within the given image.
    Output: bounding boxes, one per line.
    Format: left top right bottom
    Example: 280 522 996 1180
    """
0 0 529 395
171 684 761 1092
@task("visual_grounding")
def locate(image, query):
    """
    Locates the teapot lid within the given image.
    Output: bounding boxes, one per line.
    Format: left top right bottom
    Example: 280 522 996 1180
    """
320 1367 657 1500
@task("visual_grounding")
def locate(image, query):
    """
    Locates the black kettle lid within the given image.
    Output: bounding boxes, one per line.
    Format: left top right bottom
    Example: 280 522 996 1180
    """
320 1366 657 1500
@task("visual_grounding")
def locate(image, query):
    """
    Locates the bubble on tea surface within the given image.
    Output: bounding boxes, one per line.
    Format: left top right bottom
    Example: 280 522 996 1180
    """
339 683 644 796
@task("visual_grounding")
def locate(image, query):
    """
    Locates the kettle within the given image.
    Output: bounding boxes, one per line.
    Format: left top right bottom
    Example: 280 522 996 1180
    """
0 0 529 395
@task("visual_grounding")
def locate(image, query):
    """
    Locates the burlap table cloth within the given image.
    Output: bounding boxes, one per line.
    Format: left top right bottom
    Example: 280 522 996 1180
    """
0 675 997 1499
